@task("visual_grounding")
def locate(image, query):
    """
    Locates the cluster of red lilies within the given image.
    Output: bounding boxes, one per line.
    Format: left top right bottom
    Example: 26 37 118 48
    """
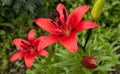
10 3 98 68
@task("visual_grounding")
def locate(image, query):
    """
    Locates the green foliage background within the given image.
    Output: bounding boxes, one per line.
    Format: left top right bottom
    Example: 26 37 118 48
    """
0 0 120 74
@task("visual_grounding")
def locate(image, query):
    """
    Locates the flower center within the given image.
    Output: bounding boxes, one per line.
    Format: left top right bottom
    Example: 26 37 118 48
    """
29 47 35 54
20 41 37 54
62 27 70 36
49 9 71 36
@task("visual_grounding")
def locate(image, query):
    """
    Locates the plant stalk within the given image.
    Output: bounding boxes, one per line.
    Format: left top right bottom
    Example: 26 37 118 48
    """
83 29 92 52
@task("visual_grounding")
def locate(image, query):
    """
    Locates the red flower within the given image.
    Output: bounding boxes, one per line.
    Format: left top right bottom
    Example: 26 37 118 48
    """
35 3 98 53
10 29 49 68
81 56 97 69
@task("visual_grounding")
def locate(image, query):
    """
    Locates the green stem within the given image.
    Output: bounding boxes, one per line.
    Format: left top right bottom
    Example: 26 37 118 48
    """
83 29 92 51
77 42 85 52
77 29 92 53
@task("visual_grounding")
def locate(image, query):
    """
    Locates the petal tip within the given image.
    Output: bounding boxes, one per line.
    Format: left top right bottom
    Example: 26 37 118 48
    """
96 25 99 28
58 3 64 6
26 65 32 68
10 58 14 62
69 49 78 53
30 29 35 32
34 18 40 23
28 29 35 36
13 38 20 45
81 5 89 12
45 53 49 56
82 5 89 8
28 29 35 42
39 50 49 56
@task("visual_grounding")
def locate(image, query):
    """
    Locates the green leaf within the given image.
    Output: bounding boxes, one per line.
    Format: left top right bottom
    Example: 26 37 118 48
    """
0 30 6 35
0 23 14 28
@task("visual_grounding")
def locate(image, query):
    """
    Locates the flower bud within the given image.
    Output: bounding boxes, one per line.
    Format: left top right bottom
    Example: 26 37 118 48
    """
91 0 105 20
81 56 97 69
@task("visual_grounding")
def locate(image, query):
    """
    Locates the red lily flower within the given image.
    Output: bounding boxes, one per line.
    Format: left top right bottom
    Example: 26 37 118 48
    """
35 3 98 53
10 29 49 68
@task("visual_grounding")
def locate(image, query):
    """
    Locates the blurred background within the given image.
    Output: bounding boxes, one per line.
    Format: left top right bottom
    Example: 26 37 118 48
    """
0 0 120 74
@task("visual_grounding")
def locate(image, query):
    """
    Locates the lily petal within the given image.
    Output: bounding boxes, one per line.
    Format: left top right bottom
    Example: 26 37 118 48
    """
38 35 61 51
75 20 98 32
60 32 78 53
28 29 35 43
32 38 41 50
10 51 25 62
24 53 36 68
56 3 68 25
13 38 30 50
67 5 89 28
34 18 61 35
38 50 49 56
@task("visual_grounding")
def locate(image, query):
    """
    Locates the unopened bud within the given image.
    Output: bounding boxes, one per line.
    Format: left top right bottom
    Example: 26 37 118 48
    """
81 56 97 69
91 0 105 20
